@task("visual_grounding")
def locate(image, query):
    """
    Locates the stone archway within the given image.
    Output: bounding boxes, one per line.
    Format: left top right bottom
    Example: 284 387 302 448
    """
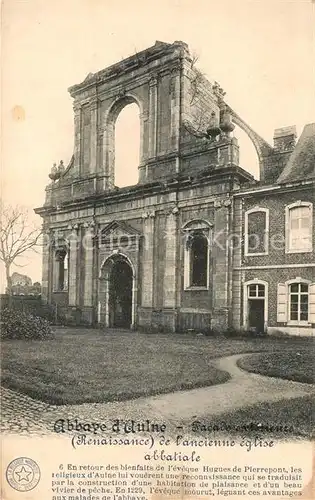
226 105 274 181
99 253 136 329
103 94 144 189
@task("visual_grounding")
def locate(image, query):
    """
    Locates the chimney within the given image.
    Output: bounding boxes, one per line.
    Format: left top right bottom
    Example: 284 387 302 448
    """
273 126 297 152
263 125 297 184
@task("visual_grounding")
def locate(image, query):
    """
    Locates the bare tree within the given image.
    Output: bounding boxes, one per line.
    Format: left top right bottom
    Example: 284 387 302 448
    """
189 52 204 106
183 51 215 137
0 201 41 294
184 53 227 139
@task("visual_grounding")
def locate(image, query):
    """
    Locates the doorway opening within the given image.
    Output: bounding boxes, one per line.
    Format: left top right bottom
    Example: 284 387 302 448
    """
108 257 133 328
244 281 267 334
248 298 265 333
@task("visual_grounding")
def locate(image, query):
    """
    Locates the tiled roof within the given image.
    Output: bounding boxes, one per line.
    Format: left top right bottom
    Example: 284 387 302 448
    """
277 123 315 183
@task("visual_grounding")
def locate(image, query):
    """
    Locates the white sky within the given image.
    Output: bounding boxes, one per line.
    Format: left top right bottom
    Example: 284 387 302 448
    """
1 0 315 288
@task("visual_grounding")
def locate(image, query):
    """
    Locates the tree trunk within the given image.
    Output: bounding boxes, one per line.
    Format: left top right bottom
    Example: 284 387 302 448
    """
5 263 12 307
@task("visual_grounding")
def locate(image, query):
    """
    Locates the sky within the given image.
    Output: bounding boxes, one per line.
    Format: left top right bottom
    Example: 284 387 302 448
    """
1 0 315 289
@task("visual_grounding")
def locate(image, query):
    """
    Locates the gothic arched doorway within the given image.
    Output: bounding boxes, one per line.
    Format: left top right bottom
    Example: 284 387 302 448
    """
109 258 133 328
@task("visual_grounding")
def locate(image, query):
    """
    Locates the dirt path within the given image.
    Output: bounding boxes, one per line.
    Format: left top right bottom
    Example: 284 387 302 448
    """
1 354 314 436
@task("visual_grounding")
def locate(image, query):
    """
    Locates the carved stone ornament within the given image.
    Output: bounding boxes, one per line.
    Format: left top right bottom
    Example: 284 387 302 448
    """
206 111 221 140
116 88 126 100
149 76 158 87
212 81 226 99
220 105 235 136
214 200 222 209
223 199 232 207
49 163 60 182
170 63 181 74
73 100 82 112
89 97 99 110
57 160 65 175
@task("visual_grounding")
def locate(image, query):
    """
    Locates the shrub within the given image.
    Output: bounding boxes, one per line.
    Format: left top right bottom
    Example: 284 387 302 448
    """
224 327 266 338
267 328 291 338
1 307 52 340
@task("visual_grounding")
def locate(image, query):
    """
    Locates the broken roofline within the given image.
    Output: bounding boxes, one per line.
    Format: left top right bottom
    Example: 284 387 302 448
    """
34 165 255 216
68 40 190 96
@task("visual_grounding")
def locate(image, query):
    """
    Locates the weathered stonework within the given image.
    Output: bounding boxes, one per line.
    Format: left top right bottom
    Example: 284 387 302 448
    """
35 41 315 335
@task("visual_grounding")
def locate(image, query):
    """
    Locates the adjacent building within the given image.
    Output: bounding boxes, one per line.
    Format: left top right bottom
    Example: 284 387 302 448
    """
9 273 41 296
35 41 315 335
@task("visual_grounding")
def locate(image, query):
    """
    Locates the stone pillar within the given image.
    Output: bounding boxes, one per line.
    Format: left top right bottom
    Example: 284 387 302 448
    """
141 212 155 307
73 101 81 176
90 98 98 175
52 233 59 292
68 225 79 306
212 200 230 331
170 68 181 171
148 77 158 158
41 230 51 303
97 127 104 176
138 110 149 183
103 123 115 190
83 225 94 307
163 209 178 307
131 272 137 329
232 197 243 330
139 111 147 166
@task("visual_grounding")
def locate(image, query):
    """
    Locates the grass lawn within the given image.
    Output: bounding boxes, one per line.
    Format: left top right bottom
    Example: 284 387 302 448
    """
1 328 313 405
237 350 315 384
193 395 315 440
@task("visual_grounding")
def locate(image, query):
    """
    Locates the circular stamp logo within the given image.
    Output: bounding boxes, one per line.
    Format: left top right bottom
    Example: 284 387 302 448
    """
6 457 41 492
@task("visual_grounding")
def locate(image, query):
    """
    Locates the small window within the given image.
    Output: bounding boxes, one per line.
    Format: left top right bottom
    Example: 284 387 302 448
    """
286 203 312 253
245 208 269 255
289 283 309 322
248 283 265 298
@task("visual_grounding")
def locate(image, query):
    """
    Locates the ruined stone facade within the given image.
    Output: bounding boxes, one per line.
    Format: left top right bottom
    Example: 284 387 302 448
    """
35 41 315 335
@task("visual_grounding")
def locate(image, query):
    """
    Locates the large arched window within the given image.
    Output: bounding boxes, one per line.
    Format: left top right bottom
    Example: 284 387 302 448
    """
183 220 212 290
190 232 208 287
54 249 69 291
114 102 140 188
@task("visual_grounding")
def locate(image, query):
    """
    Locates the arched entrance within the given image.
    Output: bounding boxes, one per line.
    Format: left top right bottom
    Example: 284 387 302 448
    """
109 258 133 328
99 253 136 329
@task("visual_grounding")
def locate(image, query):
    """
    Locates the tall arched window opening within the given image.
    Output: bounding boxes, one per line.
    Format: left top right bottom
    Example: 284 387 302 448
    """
115 103 140 188
183 220 212 290
55 249 68 291
190 233 208 287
